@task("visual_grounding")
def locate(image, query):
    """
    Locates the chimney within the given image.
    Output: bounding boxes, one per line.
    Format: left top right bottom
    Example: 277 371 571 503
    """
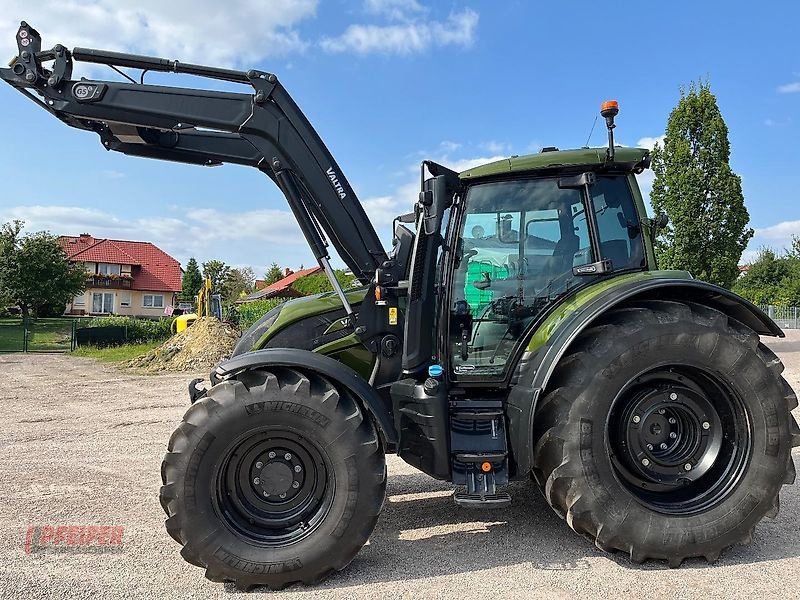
79 233 92 240
284 267 293 277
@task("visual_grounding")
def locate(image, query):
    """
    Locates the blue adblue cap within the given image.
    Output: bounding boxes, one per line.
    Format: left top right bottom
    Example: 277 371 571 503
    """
428 364 444 377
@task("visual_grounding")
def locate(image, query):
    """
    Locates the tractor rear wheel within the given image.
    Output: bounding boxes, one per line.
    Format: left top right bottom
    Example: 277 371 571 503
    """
160 367 386 590
532 299 800 566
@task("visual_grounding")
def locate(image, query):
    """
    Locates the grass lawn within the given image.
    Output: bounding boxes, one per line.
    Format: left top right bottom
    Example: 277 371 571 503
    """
72 342 160 363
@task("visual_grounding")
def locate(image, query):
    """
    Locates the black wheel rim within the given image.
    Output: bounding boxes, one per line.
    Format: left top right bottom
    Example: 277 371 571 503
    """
607 365 751 515
215 426 333 546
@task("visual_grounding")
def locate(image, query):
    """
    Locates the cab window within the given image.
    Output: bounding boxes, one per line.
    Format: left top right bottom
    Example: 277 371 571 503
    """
449 175 643 379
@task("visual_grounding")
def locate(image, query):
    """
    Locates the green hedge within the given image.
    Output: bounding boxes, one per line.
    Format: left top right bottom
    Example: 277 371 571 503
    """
237 298 285 330
84 315 174 343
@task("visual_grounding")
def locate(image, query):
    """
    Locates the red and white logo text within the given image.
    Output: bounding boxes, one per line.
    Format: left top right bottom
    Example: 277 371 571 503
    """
24 524 125 554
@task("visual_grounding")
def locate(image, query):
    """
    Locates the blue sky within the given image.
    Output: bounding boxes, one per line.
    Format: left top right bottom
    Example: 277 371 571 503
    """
1 0 798 276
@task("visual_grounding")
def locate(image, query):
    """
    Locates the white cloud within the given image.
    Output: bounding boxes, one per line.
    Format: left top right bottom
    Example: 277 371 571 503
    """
320 8 478 55
439 140 462 153
636 170 655 208
764 118 791 127
361 152 505 231
362 195 408 225
735 220 800 265
480 141 509 154
446 155 506 173
0 1 318 69
364 0 426 21
1 203 306 268
637 135 665 150
753 220 800 241
777 82 800 93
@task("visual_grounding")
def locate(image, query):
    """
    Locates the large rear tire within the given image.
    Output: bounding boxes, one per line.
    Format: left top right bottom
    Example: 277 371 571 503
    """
160 367 386 589
532 299 800 566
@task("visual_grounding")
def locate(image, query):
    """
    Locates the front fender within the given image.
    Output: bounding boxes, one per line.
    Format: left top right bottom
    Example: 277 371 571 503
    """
214 348 397 445
506 274 782 478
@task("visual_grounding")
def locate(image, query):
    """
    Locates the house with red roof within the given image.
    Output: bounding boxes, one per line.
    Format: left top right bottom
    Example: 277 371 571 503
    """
236 267 322 304
58 233 182 317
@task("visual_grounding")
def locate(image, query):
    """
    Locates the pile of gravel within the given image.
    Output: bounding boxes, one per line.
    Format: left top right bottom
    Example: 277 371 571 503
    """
127 317 239 372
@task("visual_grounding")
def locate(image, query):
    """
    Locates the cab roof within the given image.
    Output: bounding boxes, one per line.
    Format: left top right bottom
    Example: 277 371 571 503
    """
458 147 650 180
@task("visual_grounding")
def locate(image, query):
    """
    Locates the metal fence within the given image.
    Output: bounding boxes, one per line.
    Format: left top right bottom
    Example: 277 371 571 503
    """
759 305 800 329
0 318 79 353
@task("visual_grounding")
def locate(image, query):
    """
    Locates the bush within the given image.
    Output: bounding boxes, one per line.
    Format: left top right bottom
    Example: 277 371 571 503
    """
85 315 174 343
291 270 356 296
237 298 285 330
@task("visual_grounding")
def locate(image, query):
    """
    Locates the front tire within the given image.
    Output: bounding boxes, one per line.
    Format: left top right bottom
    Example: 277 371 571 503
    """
532 300 800 566
160 367 386 589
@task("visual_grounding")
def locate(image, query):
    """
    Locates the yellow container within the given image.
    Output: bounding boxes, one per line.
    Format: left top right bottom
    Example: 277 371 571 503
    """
172 313 198 334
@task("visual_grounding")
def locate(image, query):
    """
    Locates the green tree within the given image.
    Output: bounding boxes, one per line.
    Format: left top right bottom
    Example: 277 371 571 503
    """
0 222 86 318
263 262 284 286
0 221 23 314
222 266 256 302
181 257 203 300
732 239 800 307
650 81 753 288
202 259 230 293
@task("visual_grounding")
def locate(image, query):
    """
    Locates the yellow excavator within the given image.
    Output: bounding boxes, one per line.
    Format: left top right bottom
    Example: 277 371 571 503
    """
172 278 222 333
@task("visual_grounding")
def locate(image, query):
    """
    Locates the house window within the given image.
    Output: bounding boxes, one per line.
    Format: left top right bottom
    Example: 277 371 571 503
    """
73 294 86 306
91 292 114 314
98 263 121 275
143 294 164 308
120 293 131 307
84 262 96 273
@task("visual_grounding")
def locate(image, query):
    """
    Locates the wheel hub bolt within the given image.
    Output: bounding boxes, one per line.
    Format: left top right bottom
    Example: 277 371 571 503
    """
660 443 668 449
668 417 676 424
702 421 710 430
646 444 654 451
684 463 692 471
268 451 276 459
279 493 287 499
632 415 641 424
669 392 678 401
641 458 650 466
263 491 269 497
294 465 302 472
292 481 300 489
253 477 260 484
658 408 666 415
284 453 292 461
255 461 263 469
670 432 677 439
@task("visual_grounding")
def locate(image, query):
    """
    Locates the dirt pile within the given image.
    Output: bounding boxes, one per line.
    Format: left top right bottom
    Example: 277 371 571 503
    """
127 317 239 372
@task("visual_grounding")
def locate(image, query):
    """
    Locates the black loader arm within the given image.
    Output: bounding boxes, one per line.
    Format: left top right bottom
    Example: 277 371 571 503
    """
1 22 387 289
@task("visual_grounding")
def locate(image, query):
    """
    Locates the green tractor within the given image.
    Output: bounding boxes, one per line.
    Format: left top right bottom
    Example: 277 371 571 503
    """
5 22 798 590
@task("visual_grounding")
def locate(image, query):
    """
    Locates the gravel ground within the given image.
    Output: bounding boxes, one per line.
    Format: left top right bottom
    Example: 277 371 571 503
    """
1 334 799 600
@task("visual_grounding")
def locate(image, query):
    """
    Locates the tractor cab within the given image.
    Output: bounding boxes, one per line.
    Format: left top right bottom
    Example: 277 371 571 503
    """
447 154 649 379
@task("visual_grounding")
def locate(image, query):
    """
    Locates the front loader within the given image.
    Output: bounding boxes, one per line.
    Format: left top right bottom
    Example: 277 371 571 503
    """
4 22 798 590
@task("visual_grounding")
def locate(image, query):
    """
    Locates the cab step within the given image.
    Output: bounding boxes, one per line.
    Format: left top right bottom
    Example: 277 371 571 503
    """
454 490 512 509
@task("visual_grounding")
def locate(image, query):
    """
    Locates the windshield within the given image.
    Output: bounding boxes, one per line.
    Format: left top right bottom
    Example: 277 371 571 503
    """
449 175 644 379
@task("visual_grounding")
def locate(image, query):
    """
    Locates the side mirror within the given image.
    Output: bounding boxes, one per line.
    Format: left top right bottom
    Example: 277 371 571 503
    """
650 212 668 245
419 174 450 235
471 272 491 290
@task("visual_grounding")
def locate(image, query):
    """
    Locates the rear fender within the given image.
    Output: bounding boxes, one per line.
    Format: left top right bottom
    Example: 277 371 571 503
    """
506 276 782 478
213 348 397 445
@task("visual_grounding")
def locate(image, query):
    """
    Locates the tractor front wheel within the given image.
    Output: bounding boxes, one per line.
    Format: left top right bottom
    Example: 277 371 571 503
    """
160 367 386 589
532 299 800 566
